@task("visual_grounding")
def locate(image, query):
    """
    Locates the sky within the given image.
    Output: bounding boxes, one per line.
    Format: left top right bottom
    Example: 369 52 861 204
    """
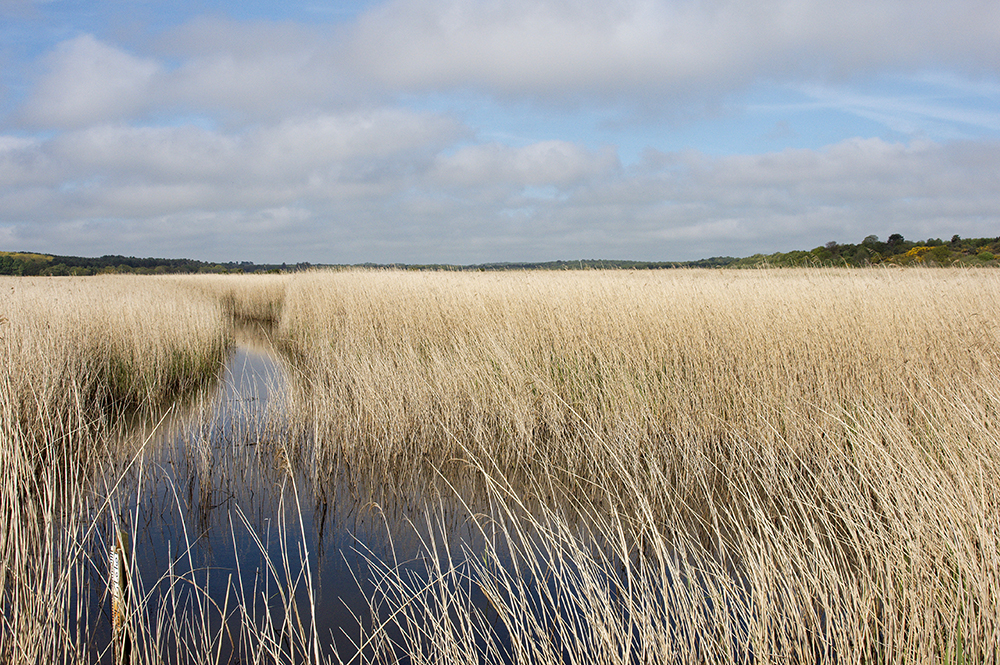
1 0 998 264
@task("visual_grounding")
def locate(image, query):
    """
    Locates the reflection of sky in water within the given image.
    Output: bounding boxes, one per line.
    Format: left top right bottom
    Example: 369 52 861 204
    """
92 335 503 662
66 332 753 662
220 345 285 415
81 324 673 665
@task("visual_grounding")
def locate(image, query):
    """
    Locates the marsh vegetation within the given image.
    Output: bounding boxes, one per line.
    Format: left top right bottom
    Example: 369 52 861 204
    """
2 269 999 663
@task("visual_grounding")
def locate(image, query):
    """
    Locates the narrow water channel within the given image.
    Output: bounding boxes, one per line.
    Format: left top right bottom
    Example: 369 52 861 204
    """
79 322 719 665
91 325 508 663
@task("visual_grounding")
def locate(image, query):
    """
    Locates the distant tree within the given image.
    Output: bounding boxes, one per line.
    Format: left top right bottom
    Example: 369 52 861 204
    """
811 245 833 262
0 255 20 275
42 263 70 276
887 234 905 253
861 234 887 258
21 259 46 276
928 245 953 264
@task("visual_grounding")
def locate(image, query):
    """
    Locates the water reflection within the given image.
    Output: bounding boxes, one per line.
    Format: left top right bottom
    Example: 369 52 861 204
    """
80 320 711 665
93 324 509 662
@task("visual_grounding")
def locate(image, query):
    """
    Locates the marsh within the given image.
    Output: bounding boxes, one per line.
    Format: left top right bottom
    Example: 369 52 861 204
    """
3 269 999 663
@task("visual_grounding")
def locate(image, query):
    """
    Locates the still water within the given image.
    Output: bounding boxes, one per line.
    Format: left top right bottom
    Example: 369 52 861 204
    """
78 324 736 665
92 328 516 663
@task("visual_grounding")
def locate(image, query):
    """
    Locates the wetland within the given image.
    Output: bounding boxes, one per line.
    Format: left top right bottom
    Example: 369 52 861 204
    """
3 269 1000 663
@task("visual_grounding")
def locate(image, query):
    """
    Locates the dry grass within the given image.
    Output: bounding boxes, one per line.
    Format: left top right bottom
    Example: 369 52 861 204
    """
279 269 999 472
273 267 1000 663
171 273 291 325
2 268 1000 663
0 276 229 663
2 276 228 429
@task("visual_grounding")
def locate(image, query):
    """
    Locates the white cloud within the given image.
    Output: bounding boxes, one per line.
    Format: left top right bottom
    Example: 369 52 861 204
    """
19 2 999 128
18 25 347 128
4 1 999 263
3 130 999 262
431 141 619 188
38 109 464 190
344 0 1000 101
697 138 997 207
157 18 350 118
0 108 465 220
250 110 466 174
20 35 161 127
0 135 54 186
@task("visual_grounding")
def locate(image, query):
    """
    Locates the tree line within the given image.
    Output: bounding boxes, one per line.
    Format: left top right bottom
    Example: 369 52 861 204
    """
0 253 308 276
1 234 998 276
723 234 999 268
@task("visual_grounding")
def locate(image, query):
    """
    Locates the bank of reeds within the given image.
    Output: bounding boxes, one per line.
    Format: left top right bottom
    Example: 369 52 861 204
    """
270 268 1000 662
2 276 228 432
0 276 229 662
278 269 999 475
2 268 999 663
172 273 290 326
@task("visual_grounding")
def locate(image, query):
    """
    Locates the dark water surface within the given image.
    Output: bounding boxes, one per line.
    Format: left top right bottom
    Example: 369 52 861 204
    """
81 325 734 665
92 328 510 663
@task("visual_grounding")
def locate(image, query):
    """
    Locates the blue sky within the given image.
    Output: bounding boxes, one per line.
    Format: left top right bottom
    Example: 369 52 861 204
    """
1 0 998 263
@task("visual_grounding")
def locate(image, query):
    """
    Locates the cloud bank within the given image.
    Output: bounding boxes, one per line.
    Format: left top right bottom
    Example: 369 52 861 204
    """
347 0 1000 99
3 118 997 262
2 0 998 261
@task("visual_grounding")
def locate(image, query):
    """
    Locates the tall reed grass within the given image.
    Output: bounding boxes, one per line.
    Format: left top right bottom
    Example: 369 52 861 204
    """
271 268 1000 663
2 268 999 663
0 276 229 663
278 269 999 474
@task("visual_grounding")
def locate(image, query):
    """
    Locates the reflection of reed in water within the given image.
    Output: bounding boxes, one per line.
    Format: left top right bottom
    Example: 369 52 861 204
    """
100 322 622 662
110 528 131 664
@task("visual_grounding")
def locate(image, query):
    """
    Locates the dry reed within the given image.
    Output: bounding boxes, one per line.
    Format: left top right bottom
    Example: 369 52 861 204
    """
2 268 999 663
0 276 229 663
272 268 1000 663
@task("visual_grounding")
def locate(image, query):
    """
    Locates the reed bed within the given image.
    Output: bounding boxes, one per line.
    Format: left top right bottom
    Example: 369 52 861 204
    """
271 268 1000 663
1 276 228 430
2 268 999 663
279 269 999 474
0 276 229 663
171 273 291 325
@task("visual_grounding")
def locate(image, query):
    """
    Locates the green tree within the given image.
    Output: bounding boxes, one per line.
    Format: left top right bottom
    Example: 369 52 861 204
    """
0 255 21 275
928 245 952 264
21 259 46 276
42 263 70 276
